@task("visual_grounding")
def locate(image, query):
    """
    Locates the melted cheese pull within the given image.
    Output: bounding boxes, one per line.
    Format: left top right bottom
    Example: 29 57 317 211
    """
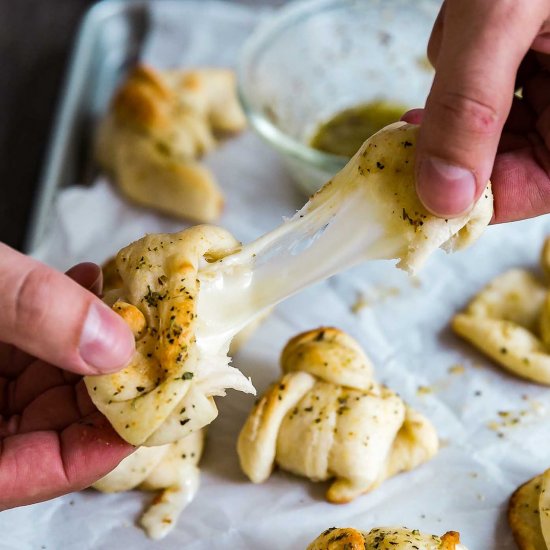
196 122 493 349
87 123 492 447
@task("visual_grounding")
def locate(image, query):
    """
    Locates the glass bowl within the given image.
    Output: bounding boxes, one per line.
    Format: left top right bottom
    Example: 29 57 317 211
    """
238 0 440 195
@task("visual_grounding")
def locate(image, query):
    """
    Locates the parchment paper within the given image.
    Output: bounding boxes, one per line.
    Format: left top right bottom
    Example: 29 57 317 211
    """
3 2 550 549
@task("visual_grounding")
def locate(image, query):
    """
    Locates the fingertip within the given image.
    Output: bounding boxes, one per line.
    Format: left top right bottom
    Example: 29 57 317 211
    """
0 249 131 377
66 263 103 296
399 109 477 218
401 108 424 125
78 302 135 375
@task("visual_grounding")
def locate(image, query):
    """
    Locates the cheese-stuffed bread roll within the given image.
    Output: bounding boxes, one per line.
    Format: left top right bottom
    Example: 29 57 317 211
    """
85 226 255 447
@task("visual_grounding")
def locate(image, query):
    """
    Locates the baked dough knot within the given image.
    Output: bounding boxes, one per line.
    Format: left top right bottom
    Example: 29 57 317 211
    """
85 225 253 447
508 467 550 550
238 327 439 503
453 236 550 385
96 65 246 222
306 526 465 550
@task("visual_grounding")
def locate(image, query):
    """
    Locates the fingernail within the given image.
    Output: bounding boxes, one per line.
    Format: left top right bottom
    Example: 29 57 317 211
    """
417 157 476 217
401 108 424 125
79 302 135 373
86 268 103 296
66 263 103 295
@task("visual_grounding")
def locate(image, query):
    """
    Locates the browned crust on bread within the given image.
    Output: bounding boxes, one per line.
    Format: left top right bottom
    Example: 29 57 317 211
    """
112 65 172 130
440 531 461 549
508 475 546 550
112 301 146 337
541 237 550 281
280 326 373 390
282 327 347 357
306 527 365 550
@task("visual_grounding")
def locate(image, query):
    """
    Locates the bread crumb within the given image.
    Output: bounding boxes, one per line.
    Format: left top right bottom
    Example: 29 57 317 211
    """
351 293 369 314
448 364 465 375
351 286 401 314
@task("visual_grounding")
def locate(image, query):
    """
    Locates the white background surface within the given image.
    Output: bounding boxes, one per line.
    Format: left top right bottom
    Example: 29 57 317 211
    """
3 2 550 549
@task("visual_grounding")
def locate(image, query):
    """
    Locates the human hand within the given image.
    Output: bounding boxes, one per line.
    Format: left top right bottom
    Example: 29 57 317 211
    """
402 0 550 223
0 244 135 509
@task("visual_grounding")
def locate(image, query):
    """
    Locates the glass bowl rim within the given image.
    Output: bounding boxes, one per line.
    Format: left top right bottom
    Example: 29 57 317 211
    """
237 0 358 173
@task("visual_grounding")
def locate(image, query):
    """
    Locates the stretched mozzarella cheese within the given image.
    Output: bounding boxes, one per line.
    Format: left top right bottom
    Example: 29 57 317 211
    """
197 122 493 348
88 123 492 448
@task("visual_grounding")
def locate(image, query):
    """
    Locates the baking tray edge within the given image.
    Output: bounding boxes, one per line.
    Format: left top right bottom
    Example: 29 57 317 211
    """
24 0 150 254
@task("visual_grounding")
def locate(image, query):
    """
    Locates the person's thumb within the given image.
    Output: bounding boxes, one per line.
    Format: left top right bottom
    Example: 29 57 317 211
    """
0 244 134 375
416 0 547 217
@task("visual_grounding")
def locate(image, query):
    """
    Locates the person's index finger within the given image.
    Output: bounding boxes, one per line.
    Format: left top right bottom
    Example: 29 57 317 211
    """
427 0 446 67
416 0 548 218
0 244 134 376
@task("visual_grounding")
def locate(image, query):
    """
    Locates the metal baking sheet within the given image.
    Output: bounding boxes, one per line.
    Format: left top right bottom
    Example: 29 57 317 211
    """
25 0 150 253
24 0 281 254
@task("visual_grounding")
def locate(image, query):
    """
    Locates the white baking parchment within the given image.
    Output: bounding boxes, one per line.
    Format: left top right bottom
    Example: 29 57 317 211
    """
3 2 550 550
